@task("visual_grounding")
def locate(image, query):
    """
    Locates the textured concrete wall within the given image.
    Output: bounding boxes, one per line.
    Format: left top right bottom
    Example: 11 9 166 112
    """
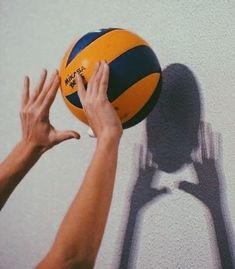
0 1 234 268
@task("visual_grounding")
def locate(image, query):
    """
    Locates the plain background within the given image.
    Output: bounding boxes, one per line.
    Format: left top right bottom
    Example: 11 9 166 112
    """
0 1 234 268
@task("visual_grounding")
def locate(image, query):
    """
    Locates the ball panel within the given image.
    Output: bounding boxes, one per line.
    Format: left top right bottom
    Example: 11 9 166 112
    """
63 45 161 109
65 91 80 108
123 78 162 129
108 45 161 102
63 94 89 125
66 28 120 66
64 73 160 128
60 29 148 98
66 29 148 69
112 73 161 124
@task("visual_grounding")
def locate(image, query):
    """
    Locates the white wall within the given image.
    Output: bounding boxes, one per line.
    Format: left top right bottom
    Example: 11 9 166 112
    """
0 1 234 268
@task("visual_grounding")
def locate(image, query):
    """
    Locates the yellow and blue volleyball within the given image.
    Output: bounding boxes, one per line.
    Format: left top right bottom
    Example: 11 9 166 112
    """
59 28 161 129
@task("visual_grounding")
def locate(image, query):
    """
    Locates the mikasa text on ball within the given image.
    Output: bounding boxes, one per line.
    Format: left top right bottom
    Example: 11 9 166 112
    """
59 28 161 129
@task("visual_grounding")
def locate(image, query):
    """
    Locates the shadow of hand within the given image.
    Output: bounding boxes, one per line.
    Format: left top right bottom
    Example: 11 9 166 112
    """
131 144 169 209
178 121 235 269
179 121 222 211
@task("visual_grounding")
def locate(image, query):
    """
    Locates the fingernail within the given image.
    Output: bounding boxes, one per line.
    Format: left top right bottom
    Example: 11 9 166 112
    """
88 128 96 138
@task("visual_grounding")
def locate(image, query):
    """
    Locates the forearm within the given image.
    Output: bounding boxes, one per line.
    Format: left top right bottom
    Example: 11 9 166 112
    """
210 205 234 269
46 137 120 267
0 141 41 209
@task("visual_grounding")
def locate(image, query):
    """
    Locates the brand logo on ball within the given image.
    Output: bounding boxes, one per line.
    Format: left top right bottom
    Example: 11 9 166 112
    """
65 66 86 88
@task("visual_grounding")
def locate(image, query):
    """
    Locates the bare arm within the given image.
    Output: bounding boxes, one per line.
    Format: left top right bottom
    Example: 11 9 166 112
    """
37 61 123 269
0 70 80 210
0 141 41 210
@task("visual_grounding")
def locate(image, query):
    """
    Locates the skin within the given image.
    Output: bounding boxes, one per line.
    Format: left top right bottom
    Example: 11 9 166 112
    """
0 61 122 269
0 69 80 210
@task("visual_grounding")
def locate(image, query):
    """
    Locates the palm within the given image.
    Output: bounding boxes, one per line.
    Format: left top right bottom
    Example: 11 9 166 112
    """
20 70 80 153
179 122 222 210
131 145 168 209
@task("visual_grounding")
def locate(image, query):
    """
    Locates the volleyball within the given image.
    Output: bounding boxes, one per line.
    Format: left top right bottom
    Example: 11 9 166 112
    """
59 28 162 129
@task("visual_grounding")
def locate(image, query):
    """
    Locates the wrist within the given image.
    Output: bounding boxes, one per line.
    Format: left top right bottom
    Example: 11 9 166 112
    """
97 135 121 150
97 129 122 143
17 140 44 158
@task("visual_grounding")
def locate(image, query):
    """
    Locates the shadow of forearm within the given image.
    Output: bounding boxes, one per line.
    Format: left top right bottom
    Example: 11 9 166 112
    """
210 206 234 269
118 204 140 269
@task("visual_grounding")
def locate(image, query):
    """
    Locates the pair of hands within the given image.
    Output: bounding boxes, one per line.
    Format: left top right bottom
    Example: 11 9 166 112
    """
134 122 221 212
20 61 122 154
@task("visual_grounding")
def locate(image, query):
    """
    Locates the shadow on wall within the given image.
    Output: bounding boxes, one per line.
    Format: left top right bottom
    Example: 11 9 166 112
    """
146 63 201 173
118 64 234 269
179 122 235 269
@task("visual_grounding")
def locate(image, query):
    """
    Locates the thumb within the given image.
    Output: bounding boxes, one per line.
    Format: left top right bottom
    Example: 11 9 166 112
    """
149 187 169 200
54 130 80 144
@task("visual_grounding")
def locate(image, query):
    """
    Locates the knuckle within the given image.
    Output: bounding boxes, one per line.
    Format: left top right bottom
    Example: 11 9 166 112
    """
19 109 25 116
45 94 53 103
85 100 92 109
27 107 34 115
20 105 42 118
85 98 92 107
33 89 39 98
27 106 37 116
97 96 107 105
94 78 100 85
20 107 30 116
34 110 41 118
83 103 89 112
101 80 108 87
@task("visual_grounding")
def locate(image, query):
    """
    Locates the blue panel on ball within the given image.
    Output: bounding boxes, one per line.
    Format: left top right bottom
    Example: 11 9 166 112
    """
108 45 161 101
66 45 161 109
66 92 81 108
66 28 119 66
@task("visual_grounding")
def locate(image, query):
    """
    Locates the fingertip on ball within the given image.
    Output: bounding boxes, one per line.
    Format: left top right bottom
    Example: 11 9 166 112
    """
88 128 96 138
